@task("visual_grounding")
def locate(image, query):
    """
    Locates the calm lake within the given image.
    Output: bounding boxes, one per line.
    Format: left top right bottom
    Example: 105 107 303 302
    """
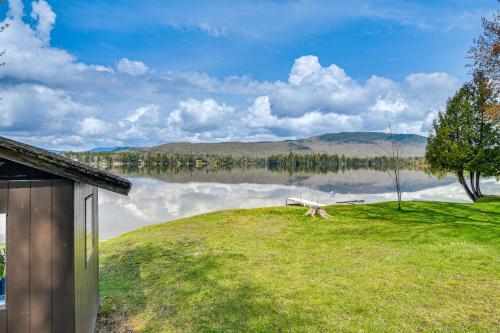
99 167 500 239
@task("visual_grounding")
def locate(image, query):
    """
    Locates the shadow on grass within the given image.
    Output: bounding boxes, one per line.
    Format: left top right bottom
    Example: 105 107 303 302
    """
324 201 500 243
99 239 300 333
98 200 500 331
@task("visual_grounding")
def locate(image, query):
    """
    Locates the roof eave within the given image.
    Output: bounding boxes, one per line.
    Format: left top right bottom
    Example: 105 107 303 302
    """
0 137 131 195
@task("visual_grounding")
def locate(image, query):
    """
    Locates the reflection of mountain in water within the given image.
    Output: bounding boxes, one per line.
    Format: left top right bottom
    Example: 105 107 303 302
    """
111 167 456 194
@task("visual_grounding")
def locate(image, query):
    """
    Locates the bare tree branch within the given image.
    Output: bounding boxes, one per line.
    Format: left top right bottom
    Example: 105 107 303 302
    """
382 115 406 210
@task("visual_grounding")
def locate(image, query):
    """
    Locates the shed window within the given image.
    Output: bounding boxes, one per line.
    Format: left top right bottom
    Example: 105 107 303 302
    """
0 213 6 306
85 196 94 263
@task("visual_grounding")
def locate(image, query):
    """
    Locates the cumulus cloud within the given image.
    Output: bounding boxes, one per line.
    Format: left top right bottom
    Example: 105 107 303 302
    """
0 0 461 150
31 0 56 44
271 56 370 117
243 96 360 137
267 55 458 135
79 117 111 136
270 55 459 127
0 14 92 83
115 105 167 144
125 104 160 124
0 84 95 134
288 55 322 85
116 58 149 76
168 99 235 132
7 0 23 20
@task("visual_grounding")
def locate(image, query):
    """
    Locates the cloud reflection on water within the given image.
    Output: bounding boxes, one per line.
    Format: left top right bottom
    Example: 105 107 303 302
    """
99 173 499 240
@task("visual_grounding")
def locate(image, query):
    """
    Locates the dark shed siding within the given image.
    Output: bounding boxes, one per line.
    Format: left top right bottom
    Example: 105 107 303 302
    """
52 179 76 333
0 179 75 333
74 182 99 333
30 181 53 332
0 139 128 333
7 181 31 333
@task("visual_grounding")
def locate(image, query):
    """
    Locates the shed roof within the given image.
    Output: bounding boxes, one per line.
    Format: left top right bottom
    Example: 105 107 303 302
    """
0 136 131 195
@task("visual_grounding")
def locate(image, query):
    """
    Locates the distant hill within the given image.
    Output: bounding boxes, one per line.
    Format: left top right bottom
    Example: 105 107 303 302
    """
146 132 428 157
314 132 427 144
88 146 133 153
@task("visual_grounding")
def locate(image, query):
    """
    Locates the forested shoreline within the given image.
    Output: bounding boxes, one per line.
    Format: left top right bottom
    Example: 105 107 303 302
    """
64 151 426 172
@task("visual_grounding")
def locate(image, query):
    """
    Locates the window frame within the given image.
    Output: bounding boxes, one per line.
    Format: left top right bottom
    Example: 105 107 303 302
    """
85 195 94 266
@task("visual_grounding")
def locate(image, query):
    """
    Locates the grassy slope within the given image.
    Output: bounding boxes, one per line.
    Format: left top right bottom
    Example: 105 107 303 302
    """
99 198 500 333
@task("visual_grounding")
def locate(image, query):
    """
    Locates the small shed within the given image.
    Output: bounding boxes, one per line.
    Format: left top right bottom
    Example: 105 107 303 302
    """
0 136 131 333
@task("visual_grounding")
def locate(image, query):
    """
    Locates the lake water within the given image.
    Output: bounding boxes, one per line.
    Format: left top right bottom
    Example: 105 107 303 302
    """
98 168 500 239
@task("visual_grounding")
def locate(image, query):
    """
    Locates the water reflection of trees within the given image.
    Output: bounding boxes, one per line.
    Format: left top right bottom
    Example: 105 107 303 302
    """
103 162 427 177
65 152 427 175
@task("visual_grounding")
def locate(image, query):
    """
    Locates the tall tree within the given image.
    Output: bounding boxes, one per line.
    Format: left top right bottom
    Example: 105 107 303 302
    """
426 78 499 202
426 85 477 201
427 10 500 202
468 11 500 86
467 71 500 198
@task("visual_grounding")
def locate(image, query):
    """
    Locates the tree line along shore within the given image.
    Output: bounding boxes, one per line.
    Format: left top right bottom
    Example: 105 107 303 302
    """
64 151 426 172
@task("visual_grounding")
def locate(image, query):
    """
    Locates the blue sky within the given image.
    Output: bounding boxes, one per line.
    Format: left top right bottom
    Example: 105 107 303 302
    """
0 0 497 149
47 0 493 81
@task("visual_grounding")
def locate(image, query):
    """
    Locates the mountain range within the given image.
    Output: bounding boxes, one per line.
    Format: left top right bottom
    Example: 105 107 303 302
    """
87 146 133 153
147 132 427 157
88 132 428 157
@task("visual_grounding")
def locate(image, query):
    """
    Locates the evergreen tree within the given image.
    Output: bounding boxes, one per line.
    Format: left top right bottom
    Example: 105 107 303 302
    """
467 71 500 197
426 78 499 202
428 9 500 202
426 85 477 201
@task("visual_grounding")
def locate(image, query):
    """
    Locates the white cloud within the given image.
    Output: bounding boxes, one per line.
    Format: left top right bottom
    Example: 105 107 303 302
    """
243 96 360 137
197 22 228 37
114 105 166 144
125 104 160 124
30 0 56 44
7 0 23 20
268 56 458 136
116 57 149 76
168 99 235 132
288 55 322 85
0 84 95 134
79 117 111 136
271 55 370 117
244 96 279 128
0 0 462 150
0 18 88 83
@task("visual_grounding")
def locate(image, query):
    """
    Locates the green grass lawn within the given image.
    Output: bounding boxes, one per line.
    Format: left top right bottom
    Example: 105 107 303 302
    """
98 197 500 332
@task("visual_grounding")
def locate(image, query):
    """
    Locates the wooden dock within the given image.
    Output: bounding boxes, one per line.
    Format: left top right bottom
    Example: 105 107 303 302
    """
336 199 365 205
286 197 325 208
